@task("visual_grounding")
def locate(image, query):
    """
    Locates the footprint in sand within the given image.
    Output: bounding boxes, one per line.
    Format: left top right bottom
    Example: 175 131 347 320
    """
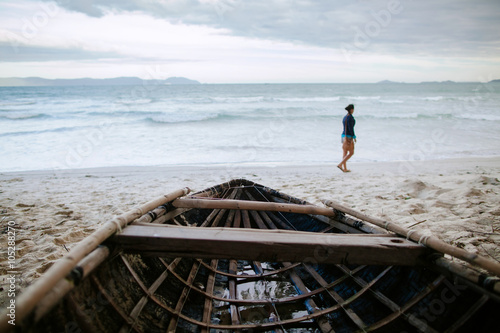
465 188 484 197
408 203 426 215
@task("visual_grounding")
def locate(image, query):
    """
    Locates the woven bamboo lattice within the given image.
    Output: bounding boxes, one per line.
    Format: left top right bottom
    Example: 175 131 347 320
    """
4 179 500 332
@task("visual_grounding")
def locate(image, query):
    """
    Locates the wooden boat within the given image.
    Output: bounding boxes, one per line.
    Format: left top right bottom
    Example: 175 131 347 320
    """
2 179 500 332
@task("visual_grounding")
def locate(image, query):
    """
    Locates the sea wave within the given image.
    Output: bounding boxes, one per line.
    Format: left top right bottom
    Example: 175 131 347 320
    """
0 112 50 120
0 124 93 137
379 99 405 104
0 101 37 107
210 96 267 103
421 96 444 101
361 112 420 119
359 112 456 120
455 114 500 121
349 96 381 101
145 109 333 124
272 96 341 102
116 98 154 105
87 110 159 117
147 112 223 124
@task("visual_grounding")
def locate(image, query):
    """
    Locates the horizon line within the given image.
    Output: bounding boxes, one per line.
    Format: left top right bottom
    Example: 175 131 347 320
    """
0 76 499 86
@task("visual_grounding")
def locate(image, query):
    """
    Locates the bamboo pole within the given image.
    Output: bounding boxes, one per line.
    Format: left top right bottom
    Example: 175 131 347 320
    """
0 187 190 332
134 204 169 224
173 198 336 217
241 210 252 229
201 259 218 333
33 246 110 322
245 192 278 230
152 208 190 224
323 199 500 277
433 257 500 296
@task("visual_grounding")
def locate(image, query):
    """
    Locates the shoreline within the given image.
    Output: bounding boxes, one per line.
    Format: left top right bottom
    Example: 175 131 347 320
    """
1 156 499 306
2 155 500 177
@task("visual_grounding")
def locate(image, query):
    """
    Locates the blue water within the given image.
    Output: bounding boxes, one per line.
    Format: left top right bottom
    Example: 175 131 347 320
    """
1 82 500 172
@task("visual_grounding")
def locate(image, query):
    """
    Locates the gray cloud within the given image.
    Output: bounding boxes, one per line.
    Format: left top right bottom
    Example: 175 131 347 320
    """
46 0 500 57
0 42 195 63
0 43 122 61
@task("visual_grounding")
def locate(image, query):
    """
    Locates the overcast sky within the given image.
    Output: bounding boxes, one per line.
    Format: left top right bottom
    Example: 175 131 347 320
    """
0 0 499 83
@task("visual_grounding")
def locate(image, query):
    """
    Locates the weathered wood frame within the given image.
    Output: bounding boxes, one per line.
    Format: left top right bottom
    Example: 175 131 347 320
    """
113 224 430 266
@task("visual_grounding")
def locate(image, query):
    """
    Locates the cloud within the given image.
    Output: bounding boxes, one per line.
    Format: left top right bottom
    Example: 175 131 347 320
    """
0 43 121 61
1 0 498 82
44 0 500 57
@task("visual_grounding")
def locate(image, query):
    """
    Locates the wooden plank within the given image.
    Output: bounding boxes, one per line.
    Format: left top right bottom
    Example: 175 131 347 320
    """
173 198 336 217
113 225 430 266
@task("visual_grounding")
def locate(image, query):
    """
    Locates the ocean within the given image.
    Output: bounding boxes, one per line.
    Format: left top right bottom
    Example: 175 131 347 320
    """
1 82 499 172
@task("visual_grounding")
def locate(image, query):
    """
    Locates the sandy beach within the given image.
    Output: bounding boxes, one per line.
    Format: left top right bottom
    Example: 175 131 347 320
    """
1 157 499 307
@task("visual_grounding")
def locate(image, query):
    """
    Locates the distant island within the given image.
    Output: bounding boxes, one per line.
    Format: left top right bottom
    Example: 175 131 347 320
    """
376 80 403 84
377 80 460 84
0 76 201 87
0 77 498 86
377 80 500 84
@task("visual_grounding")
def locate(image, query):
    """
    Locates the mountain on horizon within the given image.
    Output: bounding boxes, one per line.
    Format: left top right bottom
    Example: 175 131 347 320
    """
0 76 201 87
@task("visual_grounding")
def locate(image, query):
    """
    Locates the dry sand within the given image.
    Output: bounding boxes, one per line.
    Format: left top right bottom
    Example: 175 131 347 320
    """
1 157 499 307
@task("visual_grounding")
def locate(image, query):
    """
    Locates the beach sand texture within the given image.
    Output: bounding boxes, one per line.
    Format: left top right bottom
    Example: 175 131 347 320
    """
1 157 499 308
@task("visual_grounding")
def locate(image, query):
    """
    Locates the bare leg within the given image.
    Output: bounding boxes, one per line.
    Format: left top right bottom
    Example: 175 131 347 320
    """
338 139 354 172
338 147 348 171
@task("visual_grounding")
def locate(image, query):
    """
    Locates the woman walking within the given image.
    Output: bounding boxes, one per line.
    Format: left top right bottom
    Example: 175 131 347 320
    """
337 104 356 172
